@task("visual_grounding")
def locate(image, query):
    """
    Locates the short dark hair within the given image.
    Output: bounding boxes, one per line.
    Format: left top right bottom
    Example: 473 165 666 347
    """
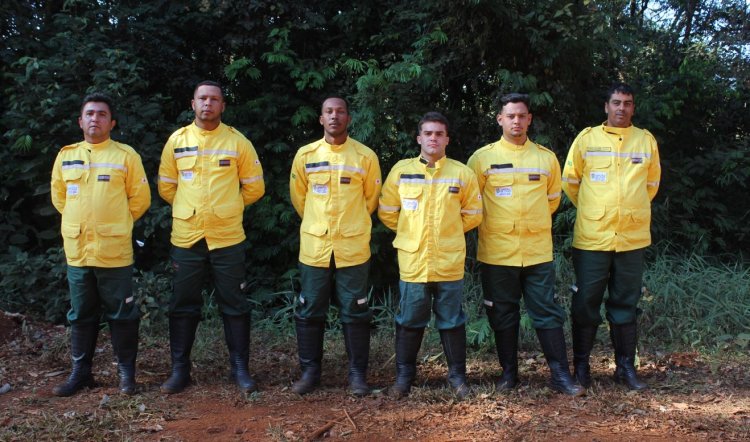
417 111 450 136
320 96 349 113
606 82 635 101
194 80 224 98
80 92 115 119
499 92 531 113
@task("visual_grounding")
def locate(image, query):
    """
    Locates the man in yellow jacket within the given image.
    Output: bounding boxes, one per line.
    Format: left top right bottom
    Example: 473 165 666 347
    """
468 93 583 396
562 82 660 391
379 112 482 399
51 93 151 396
158 81 265 394
289 97 381 396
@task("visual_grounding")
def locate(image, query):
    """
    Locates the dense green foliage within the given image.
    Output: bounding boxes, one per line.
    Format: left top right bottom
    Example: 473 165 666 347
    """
1 1 748 344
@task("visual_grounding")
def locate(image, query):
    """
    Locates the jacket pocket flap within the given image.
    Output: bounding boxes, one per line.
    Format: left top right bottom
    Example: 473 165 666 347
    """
173 205 195 220
398 186 423 198
61 223 81 238
340 223 367 238
302 222 328 236
213 202 242 219
176 156 197 170
488 173 513 187
96 223 128 236
309 174 330 184
393 235 419 252
581 205 606 220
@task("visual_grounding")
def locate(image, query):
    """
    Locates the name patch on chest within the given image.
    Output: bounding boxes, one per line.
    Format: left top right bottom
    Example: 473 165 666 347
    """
448 186 459 194
181 170 194 181
97 175 110 182
340 176 351 184
528 174 540 181
67 184 79 195
312 184 329 195
495 186 512 197
590 171 607 182
402 198 419 211
219 159 231 167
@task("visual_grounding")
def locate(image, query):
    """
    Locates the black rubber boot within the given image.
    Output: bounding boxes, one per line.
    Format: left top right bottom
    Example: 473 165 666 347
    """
291 317 325 395
389 325 424 399
223 314 258 394
53 322 99 397
440 325 471 399
536 327 585 396
160 316 199 394
342 322 371 396
572 322 598 388
494 325 519 391
610 322 648 391
109 320 139 395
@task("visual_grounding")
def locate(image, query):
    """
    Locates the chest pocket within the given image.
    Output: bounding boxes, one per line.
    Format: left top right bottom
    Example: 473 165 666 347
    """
398 186 423 212
308 173 331 199
488 173 513 198
586 152 611 169
176 154 197 171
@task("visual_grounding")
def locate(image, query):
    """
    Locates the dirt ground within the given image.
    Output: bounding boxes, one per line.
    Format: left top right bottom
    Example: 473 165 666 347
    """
1 311 748 441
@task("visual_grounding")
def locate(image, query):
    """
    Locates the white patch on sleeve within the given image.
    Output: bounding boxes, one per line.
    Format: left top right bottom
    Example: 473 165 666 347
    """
589 171 607 182
66 184 79 196
181 170 194 181
312 184 328 195
402 198 419 211
494 186 512 197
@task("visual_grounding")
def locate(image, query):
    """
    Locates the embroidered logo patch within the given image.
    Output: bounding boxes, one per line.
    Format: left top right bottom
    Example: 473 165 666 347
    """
97 175 110 182
495 186 512 197
340 176 351 184
219 159 231 167
590 171 607 182
528 174 540 181
402 198 419 211
448 186 459 193
631 157 644 164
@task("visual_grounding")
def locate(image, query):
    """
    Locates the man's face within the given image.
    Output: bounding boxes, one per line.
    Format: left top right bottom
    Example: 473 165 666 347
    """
192 85 225 126
605 92 635 128
497 101 532 143
417 121 449 161
319 98 351 140
78 101 115 143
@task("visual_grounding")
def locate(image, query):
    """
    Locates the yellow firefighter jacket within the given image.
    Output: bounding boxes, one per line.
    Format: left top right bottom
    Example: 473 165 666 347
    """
467 137 561 266
51 139 151 267
158 122 264 249
561 123 661 251
378 156 483 283
290 137 382 268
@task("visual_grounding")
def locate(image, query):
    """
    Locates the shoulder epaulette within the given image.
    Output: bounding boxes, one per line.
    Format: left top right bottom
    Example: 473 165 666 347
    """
59 142 81 152
111 141 137 155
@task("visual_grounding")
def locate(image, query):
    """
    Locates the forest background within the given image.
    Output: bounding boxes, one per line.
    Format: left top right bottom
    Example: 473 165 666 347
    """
1 0 748 350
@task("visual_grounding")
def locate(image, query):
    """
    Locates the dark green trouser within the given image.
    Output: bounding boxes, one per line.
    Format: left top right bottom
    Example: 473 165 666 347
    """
170 239 250 317
66 265 139 324
480 262 564 330
396 280 466 330
296 257 372 323
571 247 645 326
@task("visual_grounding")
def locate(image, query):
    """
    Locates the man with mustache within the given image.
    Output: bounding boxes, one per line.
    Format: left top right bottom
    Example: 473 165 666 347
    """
289 97 382 396
468 93 583 396
158 81 265 394
51 92 151 396
562 82 661 391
